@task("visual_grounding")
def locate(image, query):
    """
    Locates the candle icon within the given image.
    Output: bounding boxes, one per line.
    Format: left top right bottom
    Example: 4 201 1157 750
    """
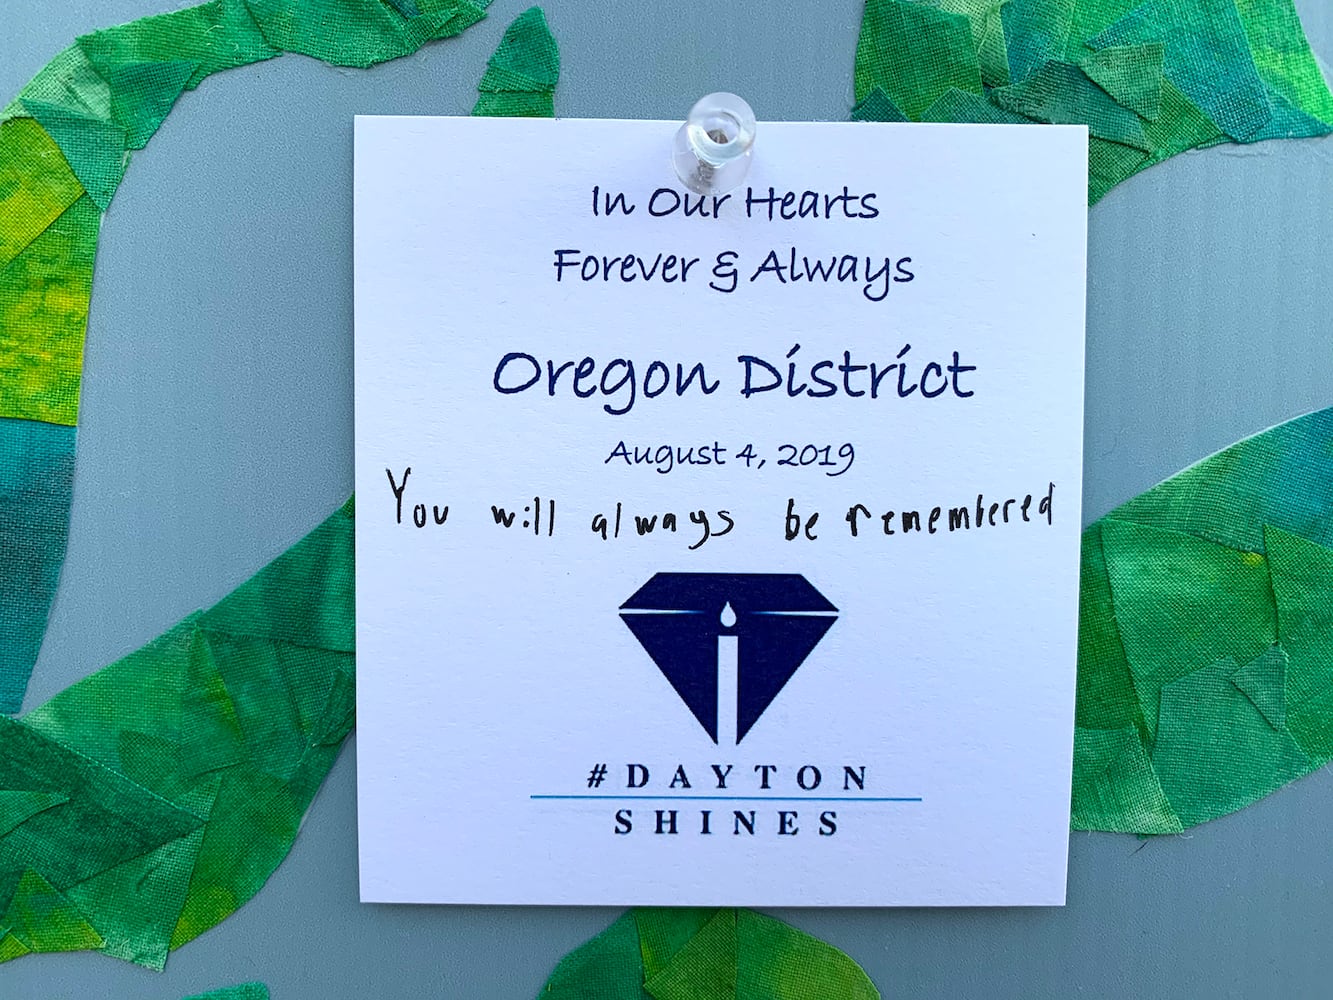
718 602 739 747
620 574 838 744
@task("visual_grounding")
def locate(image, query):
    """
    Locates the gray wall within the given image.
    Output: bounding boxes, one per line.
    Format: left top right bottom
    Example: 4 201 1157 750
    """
3 1 1331 996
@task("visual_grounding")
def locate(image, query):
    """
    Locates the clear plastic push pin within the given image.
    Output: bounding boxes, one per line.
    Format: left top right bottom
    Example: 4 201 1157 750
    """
671 92 757 196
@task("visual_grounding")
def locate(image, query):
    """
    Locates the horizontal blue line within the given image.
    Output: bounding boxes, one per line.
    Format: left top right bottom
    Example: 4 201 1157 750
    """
530 794 921 802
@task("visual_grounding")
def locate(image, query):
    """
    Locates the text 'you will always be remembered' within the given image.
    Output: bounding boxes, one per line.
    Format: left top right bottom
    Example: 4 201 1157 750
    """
556 184 914 302
385 468 1059 551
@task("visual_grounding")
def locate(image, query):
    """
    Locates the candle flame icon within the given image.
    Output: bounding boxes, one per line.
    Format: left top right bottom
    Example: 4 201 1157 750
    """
620 573 838 744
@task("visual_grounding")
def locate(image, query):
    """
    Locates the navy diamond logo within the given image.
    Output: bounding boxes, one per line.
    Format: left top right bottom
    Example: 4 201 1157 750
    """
620 573 838 744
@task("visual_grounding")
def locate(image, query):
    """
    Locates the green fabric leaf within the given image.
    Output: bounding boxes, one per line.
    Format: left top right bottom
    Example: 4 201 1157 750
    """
199 514 355 653
0 932 30 961
1087 136 1147 204
542 908 880 999
472 92 555 118
1075 408 1333 833
384 0 422 16
643 910 736 1000
736 909 879 999
1138 79 1226 160
0 0 496 724
1234 0 1333 127
854 0 983 119
636 908 716 982
0 503 355 969
477 7 559 90
76 1 281 90
63 776 218 968
1266 525 1333 711
0 716 205 888
1264 525 1333 765
1074 524 1145 736
5 45 113 126
1108 408 1333 553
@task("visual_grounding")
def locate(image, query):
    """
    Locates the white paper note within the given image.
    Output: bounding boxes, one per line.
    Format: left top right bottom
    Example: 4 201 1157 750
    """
354 116 1088 906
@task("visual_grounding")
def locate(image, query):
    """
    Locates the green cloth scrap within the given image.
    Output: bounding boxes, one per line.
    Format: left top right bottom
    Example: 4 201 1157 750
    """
0 117 85 273
0 792 69 839
1235 0 1333 135
0 500 354 970
1000 0 1074 84
0 869 105 956
0 195 100 426
184 985 270 1000
1087 0 1275 141
991 60 1152 149
22 102 128 211
913 0 1011 87
246 0 488 69
1153 654 1311 828
75 1 279 90
1073 407 1333 833
1266 525 1333 763
851 87 910 121
472 8 560 118
920 87 1031 123
1 45 195 206
1101 519 1277 741
853 0 1333 201
1071 726 1182 833
541 908 881 999
1079 43 1165 119
855 0 983 119
0 420 77 715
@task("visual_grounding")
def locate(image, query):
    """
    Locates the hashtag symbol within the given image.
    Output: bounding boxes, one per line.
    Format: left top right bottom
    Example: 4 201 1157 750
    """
587 764 609 788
